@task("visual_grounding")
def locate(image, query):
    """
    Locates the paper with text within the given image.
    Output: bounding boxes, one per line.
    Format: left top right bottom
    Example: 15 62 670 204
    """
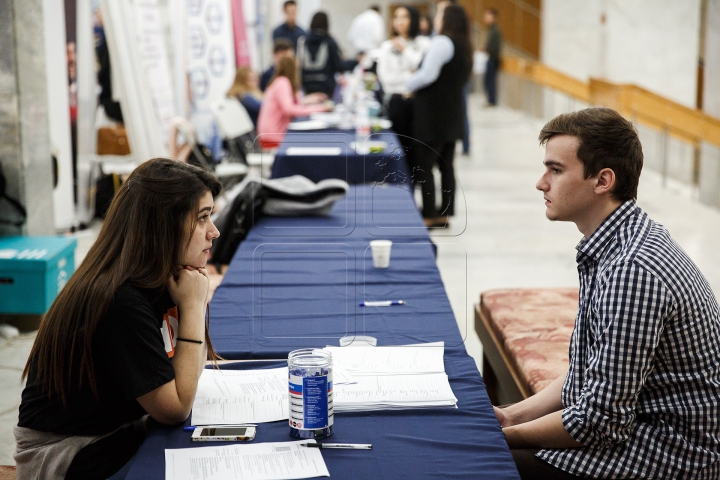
334 372 457 411
165 441 329 480
324 342 445 375
191 367 289 426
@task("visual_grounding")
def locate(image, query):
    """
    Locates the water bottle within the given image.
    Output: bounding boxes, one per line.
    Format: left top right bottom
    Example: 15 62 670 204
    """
355 92 370 154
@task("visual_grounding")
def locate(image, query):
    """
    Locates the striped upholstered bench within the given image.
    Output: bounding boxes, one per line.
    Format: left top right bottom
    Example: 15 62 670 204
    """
475 288 578 405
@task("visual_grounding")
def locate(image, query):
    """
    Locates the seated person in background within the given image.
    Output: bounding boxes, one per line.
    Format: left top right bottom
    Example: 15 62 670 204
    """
257 56 331 149
298 11 344 98
15 159 222 479
497 108 720 479
261 38 294 92
227 66 263 127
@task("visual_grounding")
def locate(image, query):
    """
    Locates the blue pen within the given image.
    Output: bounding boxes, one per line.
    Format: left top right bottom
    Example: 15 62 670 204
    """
359 300 405 307
184 426 195 432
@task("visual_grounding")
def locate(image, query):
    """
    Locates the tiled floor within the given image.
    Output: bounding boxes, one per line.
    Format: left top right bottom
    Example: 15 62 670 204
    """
4 97 720 464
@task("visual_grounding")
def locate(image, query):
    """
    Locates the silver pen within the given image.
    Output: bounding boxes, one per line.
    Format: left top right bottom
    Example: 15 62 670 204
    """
301 442 372 450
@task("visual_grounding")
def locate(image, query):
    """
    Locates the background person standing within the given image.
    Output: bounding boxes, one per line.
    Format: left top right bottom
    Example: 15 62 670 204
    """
297 11 344 98
272 0 306 51
377 5 429 175
483 8 502 106
406 4 472 228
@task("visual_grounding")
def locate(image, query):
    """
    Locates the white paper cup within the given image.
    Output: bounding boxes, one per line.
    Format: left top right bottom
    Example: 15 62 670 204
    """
370 240 392 268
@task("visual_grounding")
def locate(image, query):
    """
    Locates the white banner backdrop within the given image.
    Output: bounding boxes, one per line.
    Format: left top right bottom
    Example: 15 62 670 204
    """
42 0 75 230
134 0 177 142
186 0 236 150
101 0 174 161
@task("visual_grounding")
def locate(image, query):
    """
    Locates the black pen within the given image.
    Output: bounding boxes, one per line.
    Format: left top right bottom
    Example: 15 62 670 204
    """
301 442 372 450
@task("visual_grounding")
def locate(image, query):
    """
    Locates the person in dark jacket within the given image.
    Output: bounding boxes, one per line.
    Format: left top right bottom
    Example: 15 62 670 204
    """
272 0 306 51
297 11 344 98
483 8 502 106
405 5 472 227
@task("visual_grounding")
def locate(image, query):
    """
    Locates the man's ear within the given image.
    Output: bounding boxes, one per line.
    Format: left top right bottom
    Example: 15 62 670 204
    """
594 168 616 195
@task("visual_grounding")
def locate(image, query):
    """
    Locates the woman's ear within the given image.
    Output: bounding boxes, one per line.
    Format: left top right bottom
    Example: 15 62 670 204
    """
594 168 616 196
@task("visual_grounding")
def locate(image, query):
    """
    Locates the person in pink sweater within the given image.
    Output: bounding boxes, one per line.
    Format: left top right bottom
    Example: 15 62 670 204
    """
257 56 330 148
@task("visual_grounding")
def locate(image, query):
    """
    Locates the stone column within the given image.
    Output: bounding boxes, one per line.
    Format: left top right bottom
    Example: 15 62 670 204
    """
0 0 55 236
699 0 720 208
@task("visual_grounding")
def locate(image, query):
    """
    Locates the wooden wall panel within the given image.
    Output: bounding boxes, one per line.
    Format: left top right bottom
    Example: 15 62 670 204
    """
471 0 542 60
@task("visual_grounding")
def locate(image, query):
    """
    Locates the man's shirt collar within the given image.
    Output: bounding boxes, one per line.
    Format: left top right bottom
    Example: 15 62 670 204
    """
576 200 637 263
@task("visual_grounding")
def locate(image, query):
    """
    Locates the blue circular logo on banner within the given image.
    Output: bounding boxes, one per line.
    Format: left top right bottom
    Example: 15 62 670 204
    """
207 45 226 77
187 0 204 16
189 68 210 99
205 2 223 34
188 25 206 59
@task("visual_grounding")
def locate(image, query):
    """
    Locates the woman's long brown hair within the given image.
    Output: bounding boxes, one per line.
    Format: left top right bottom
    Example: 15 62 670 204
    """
269 56 300 95
22 158 223 404
227 67 261 98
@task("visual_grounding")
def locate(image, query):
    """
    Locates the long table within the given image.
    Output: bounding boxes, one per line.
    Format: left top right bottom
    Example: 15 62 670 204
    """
271 129 410 184
210 185 465 358
117 185 520 479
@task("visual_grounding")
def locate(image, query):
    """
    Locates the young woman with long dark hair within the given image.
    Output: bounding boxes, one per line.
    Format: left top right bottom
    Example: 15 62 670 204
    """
15 159 222 479
406 4 472 228
377 5 430 174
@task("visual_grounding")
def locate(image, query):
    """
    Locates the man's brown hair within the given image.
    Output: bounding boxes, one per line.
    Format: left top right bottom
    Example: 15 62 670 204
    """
273 38 293 54
539 107 644 202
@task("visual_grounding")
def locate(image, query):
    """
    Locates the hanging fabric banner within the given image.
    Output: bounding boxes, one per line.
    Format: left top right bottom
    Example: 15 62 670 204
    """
231 0 251 67
186 0 236 152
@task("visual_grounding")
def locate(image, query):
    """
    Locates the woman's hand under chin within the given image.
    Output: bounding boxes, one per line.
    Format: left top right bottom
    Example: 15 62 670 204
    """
168 265 210 309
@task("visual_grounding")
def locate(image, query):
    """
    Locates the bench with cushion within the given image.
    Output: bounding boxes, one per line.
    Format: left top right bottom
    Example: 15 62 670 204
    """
475 288 578 405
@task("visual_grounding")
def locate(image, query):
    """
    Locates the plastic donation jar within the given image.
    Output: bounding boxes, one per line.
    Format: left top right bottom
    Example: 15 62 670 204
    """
288 349 334 439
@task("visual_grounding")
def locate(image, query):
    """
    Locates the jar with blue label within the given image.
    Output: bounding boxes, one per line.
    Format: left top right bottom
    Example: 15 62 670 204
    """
288 349 333 439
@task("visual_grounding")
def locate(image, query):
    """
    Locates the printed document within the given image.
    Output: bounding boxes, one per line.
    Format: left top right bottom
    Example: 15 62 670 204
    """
165 441 329 480
191 367 289 425
324 342 445 375
334 372 457 411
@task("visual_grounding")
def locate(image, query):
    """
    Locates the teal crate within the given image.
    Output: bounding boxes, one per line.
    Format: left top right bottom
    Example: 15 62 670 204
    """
0 236 77 314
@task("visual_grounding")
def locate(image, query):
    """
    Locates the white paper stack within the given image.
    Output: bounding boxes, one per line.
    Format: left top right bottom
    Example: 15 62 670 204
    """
191 367 289 426
325 342 446 376
165 441 329 480
324 342 458 412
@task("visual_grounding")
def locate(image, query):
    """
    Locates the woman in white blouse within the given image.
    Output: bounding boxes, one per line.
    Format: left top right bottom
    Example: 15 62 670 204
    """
376 6 429 173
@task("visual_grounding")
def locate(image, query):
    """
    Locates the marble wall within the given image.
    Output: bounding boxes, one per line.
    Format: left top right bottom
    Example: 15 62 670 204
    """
699 0 720 209
536 0 701 189
704 0 720 118
0 0 55 236
542 0 701 108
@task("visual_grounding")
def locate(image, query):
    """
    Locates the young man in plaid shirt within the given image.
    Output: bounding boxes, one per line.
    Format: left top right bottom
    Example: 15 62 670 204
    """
495 108 720 479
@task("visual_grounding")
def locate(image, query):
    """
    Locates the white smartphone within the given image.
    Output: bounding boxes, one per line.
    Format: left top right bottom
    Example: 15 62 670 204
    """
191 426 257 442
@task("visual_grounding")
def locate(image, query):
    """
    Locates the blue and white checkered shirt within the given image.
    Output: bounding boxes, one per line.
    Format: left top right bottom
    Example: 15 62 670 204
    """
538 201 720 478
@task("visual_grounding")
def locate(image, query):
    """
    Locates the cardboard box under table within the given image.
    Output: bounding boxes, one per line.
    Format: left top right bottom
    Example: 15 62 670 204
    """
0 236 77 314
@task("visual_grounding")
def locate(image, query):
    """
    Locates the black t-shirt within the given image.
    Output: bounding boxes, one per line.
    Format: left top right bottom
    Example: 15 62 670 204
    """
18 282 177 435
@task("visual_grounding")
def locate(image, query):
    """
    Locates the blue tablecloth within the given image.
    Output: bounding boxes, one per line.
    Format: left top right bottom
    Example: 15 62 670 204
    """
117 185 519 479
271 129 410 184
209 185 469 358
120 360 519 479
